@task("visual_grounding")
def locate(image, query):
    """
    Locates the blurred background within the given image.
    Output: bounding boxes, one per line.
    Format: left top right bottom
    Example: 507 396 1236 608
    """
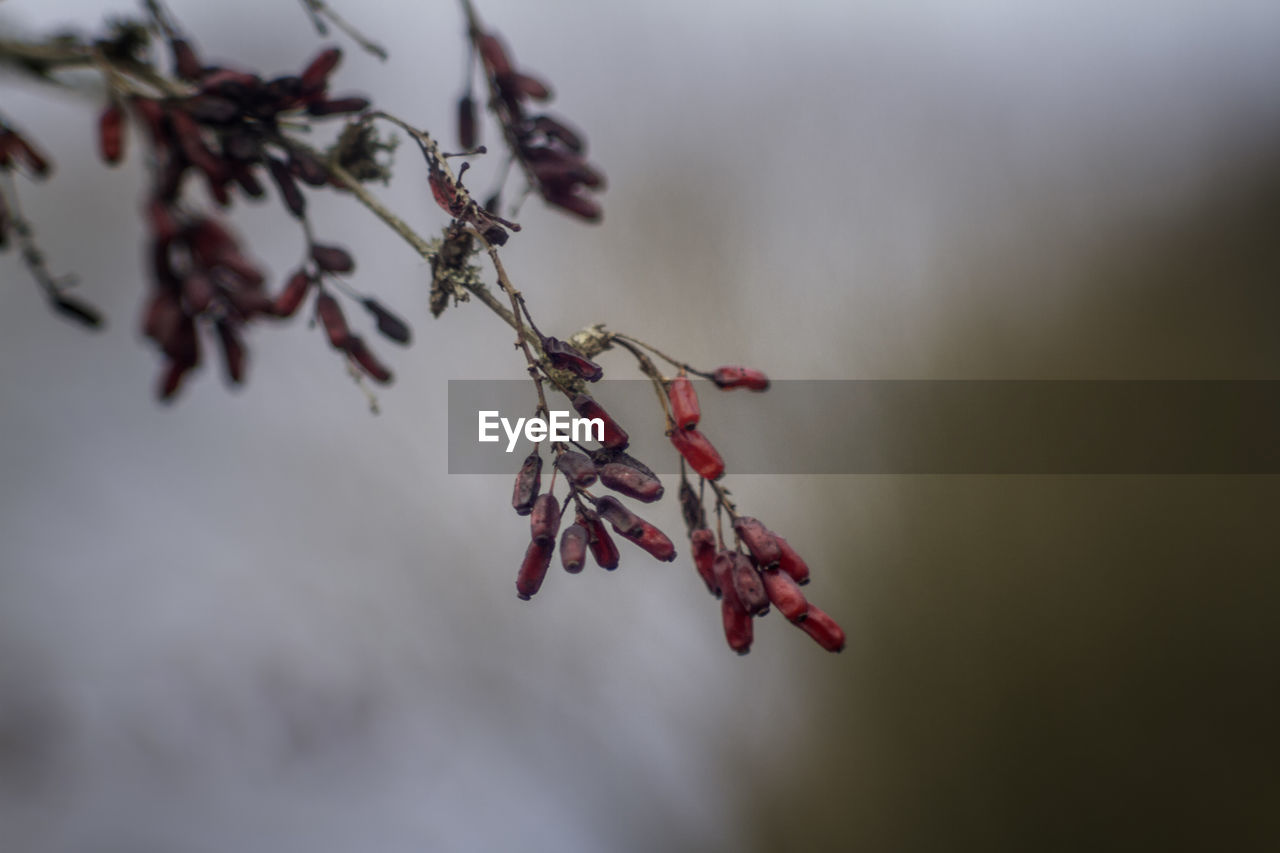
2 1 1278 850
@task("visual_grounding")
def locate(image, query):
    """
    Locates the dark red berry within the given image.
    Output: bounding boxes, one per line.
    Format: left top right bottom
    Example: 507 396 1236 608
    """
619 520 677 562
301 47 342 94
509 72 551 101
310 243 355 273
306 96 370 116
215 319 246 384
712 366 770 391
554 451 597 488
669 429 724 481
512 451 542 516
98 103 124 165
477 33 513 77
721 598 753 655
594 495 642 537
266 157 306 218
560 524 588 574
731 553 770 616
690 529 719 596
315 292 349 348
361 298 412 345
274 269 312 317
516 539 553 600
529 493 561 545
457 95 478 149
732 516 781 566
582 513 619 570
668 374 699 430
571 394 628 449
170 38 202 80
343 335 393 383
597 462 663 503
543 337 603 382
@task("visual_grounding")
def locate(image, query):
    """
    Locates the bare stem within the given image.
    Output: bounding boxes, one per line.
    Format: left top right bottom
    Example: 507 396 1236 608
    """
296 0 388 60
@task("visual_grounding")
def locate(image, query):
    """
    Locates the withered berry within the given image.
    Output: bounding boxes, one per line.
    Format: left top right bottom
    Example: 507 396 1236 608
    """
571 394 628 449
511 451 542 516
731 553 770 616
553 450 597 488
712 366 770 391
516 538 553 600
529 493 562 545
560 524 588 574
732 516 781 566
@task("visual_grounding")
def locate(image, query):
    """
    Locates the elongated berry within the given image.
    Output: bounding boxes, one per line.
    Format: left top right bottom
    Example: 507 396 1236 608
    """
761 567 808 622
571 394 628 449
721 598 753 655
301 47 342 94
6 130 50 177
796 604 845 652
732 517 781 566
457 95 478 149
512 451 541 516
774 535 811 585
310 243 355 273
712 365 770 391
543 337 602 382
679 479 706 533
582 514 620 570
509 73 551 101
531 115 584 152
288 151 329 187
668 374 699 430
529 493 561 545
554 450 597 488
516 539 553 600
597 462 663 503
274 269 312 317
560 524 588 574
315 292 349 348
731 553 770 615
690 528 718 596
669 429 724 481
98 103 124 165
267 157 305 218
170 38 202 80
712 551 742 611
344 335 393 383
306 97 370 116
361 298 411 345
477 33 513 77
594 495 642 537
620 520 676 562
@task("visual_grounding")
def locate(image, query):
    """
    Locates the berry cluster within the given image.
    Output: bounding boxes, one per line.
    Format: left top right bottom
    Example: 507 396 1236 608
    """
505 330 846 656
460 24 606 221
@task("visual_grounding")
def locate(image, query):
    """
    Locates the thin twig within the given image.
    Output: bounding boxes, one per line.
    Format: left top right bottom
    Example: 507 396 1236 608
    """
296 0 388 60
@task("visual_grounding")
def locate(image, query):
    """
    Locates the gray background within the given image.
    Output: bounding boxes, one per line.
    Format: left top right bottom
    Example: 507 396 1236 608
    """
2 1 1279 851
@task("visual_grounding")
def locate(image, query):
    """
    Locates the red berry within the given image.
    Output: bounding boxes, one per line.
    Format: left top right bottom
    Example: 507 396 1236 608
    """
214 319 246 384
761 566 808 622
343 335 393 384
774 535 811 586
274 269 313 317
529 493 562 545
310 243 355 274
721 598 753 655
669 429 725 481
582 513 620 570
543 337 603 382
301 47 342 94
732 516 781 566
571 394 628 449
620 520 676 563
597 462 663 503
594 495 642 537
516 539 553 600
731 553 769 615
796 604 845 652
690 529 719 596
712 366 770 391
315 292 349 349
560 524 588 574
477 33 513 77
98 103 125 165
667 375 700 430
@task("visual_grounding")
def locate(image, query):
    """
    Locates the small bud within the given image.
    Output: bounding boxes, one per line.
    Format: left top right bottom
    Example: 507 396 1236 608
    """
582 513 620 570
529 493 561 545
315 292 349 348
774 535 811 586
457 95 478 149
712 366 770 391
98 103 125 165
761 566 808 622
543 337 603 382
571 394 628 449
560 524 588 574
731 553 770 616
361 298 412 344
553 451 597 488
796 604 845 652
667 374 700 430
690 529 719 596
274 269 312 317
732 516 782 566
310 243 355 273
669 429 725 481
516 539 553 600
301 47 343 94
512 451 542 516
